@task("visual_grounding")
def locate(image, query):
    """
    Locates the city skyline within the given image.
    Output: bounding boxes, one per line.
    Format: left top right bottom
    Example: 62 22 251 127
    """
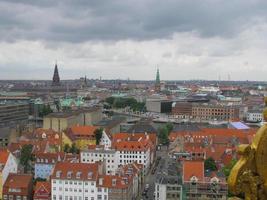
1 0 267 81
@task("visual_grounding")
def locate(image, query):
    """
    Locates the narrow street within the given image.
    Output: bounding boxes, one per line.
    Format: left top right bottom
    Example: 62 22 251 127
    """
139 148 169 200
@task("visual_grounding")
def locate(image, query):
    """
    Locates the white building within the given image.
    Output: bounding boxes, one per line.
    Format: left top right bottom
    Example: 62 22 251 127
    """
100 130 112 149
0 149 18 197
80 146 118 175
246 111 263 122
51 162 139 200
81 136 153 175
51 162 108 200
113 137 152 174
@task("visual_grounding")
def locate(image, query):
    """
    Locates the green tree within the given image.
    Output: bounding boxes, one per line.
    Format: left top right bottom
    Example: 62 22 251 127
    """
158 126 169 145
95 128 103 145
166 122 174 133
63 144 71 153
20 144 33 173
70 143 79 154
204 157 217 171
39 105 53 117
34 177 46 185
222 159 238 178
105 97 115 106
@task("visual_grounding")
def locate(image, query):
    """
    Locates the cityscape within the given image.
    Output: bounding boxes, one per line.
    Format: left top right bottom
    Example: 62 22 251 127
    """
1 1 267 200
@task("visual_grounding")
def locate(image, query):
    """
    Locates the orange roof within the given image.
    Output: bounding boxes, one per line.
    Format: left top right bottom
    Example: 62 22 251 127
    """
70 125 98 136
3 173 33 195
183 161 204 182
113 132 157 145
112 138 152 151
97 175 133 189
34 181 51 196
0 149 9 168
169 128 257 143
51 162 99 180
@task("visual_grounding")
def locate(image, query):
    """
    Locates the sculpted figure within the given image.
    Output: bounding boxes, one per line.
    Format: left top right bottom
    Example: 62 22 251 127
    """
228 97 267 200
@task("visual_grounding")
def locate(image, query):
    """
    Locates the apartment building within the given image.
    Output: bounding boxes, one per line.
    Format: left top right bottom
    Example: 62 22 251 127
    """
63 125 98 150
51 162 106 200
0 149 18 198
51 162 138 200
183 161 228 200
192 104 240 121
80 146 118 175
0 103 29 127
3 174 33 200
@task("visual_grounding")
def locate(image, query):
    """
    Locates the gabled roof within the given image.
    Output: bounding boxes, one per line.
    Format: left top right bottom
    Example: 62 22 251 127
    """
4 173 33 194
65 125 98 141
0 149 9 171
97 175 133 189
183 161 204 182
51 162 99 181
113 132 157 145
69 125 98 136
112 137 152 151
34 181 51 196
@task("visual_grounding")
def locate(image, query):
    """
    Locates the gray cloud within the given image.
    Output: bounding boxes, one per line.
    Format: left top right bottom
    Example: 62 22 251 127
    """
0 0 267 42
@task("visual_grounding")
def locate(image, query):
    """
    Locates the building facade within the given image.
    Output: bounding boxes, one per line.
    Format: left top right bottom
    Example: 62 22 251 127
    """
0 149 18 198
43 107 102 132
3 174 33 200
80 146 118 175
192 104 240 121
0 103 29 127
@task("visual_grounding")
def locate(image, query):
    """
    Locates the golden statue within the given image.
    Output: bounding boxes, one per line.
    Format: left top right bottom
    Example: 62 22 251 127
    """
228 97 267 200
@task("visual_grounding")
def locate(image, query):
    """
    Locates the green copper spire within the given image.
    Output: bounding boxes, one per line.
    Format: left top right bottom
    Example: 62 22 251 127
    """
156 68 160 84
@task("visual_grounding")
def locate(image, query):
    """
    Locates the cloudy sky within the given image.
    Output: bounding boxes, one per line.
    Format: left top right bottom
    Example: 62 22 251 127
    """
1 0 267 80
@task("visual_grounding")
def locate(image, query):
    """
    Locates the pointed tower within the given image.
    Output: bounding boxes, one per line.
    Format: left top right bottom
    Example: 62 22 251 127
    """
52 63 60 86
155 68 161 92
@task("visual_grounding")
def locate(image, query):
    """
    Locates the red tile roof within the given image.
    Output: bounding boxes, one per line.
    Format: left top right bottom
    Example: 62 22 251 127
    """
113 132 157 145
97 175 133 189
3 173 33 196
34 181 51 199
70 125 98 136
112 137 152 151
0 149 9 170
51 162 100 181
183 161 204 182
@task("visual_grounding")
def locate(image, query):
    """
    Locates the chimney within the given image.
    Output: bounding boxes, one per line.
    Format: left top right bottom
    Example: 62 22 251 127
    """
112 178 117 186
99 177 103 186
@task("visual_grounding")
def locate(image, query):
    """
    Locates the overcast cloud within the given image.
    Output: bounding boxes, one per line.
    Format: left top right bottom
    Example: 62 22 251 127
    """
1 0 267 80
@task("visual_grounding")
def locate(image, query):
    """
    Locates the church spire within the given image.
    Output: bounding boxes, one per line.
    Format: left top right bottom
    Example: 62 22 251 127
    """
52 62 60 86
155 68 161 92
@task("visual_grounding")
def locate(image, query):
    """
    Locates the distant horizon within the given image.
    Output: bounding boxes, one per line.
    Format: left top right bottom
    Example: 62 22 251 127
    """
0 78 266 83
1 1 267 80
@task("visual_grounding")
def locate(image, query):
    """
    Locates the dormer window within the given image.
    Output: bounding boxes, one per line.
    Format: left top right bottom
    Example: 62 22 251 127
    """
76 172 82 179
190 176 198 185
56 171 61 178
88 172 93 179
112 178 116 186
67 171 72 179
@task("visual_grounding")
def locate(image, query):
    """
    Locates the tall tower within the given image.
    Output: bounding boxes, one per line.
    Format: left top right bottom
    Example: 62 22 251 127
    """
52 63 60 86
155 68 161 92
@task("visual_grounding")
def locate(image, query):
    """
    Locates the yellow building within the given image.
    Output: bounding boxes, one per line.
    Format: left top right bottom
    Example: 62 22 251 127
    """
63 125 98 150
43 107 103 132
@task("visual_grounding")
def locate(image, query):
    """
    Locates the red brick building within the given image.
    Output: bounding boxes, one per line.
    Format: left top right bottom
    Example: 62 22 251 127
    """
3 174 33 200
